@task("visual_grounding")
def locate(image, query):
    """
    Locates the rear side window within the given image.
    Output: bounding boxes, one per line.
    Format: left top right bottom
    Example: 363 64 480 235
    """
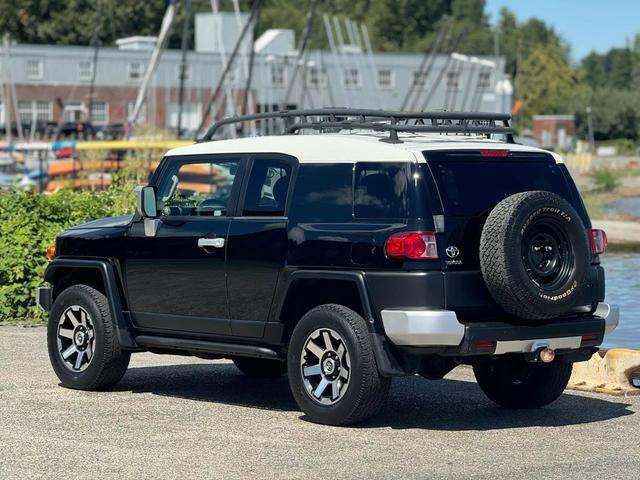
423 151 573 217
354 162 411 219
242 158 292 216
290 164 353 221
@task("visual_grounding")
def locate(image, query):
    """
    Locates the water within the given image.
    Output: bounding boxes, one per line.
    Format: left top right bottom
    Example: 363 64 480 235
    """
603 197 640 217
600 254 640 349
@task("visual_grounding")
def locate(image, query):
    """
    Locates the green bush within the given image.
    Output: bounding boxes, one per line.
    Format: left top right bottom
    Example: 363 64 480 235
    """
590 168 620 192
0 184 134 323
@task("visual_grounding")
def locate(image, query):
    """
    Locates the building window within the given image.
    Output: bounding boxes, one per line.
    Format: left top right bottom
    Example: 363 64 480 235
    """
63 101 84 122
167 102 201 130
26 59 43 80
90 101 108 124
477 70 491 90
128 101 146 124
128 62 143 82
79 61 93 82
271 64 286 87
412 71 427 89
18 101 32 123
446 70 460 91
377 69 395 89
35 101 53 121
176 64 191 84
344 68 361 89
307 66 327 88
17 100 53 123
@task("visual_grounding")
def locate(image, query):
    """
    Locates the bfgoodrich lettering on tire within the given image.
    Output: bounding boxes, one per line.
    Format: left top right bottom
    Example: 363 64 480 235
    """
480 190 590 320
287 304 390 426
47 284 130 390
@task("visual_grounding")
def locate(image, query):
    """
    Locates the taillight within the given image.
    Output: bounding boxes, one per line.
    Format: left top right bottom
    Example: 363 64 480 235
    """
588 228 608 254
385 231 438 260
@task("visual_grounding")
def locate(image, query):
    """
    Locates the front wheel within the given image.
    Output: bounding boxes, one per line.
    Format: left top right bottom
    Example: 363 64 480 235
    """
288 304 390 426
47 284 130 390
473 356 572 408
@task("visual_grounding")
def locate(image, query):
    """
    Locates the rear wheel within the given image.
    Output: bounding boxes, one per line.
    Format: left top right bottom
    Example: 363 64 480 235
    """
288 304 390 426
232 357 287 378
473 356 572 408
47 285 130 390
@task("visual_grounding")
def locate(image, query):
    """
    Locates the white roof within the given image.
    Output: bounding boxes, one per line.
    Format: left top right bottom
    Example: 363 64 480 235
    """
165 132 557 163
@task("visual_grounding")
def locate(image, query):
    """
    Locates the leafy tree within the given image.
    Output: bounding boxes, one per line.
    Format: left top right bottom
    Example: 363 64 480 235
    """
518 42 582 126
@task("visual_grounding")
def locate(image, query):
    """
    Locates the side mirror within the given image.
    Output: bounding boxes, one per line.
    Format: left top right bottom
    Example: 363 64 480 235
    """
134 185 157 218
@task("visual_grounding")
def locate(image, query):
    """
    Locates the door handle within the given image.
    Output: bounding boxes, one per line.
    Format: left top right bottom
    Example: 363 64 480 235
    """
198 238 225 249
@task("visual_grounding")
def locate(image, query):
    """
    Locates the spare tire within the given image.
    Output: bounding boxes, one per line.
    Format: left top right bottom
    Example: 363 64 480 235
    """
480 191 590 320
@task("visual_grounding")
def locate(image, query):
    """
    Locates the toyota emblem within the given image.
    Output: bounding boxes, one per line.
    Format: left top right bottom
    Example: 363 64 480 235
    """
446 246 460 258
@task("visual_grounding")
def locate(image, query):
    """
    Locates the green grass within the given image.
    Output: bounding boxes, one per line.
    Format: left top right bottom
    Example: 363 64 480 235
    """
581 191 606 219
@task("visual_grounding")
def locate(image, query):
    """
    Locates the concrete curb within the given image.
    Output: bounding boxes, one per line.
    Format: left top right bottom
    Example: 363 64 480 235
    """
568 349 640 396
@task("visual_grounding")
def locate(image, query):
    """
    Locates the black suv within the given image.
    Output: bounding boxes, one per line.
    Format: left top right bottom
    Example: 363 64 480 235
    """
38 110 618 426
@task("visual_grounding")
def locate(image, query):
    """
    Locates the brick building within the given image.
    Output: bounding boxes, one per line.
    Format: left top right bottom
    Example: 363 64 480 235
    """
533 114 576 150
0 12 510 138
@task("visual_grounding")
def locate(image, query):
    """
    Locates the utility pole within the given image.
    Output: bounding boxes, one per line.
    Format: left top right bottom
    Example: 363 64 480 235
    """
4 35 23 141
402 16 450 111
282 0 319 110
197 0 262 138
586 106 595 154
460 56 479 111
128 0 177 134
242 8 259 117
177 0 191 138
322 14 346 107
232 0 257 127
361 24 382 109
88 0 103 129
210 0 237 137
420 26 469 111
1 34 11 143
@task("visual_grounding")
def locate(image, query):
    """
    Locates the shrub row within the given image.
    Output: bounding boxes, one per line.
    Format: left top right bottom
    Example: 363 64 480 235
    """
0 185 133 323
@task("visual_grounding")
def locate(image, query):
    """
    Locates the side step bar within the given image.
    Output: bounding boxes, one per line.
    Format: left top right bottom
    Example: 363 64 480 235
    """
135 335 281 360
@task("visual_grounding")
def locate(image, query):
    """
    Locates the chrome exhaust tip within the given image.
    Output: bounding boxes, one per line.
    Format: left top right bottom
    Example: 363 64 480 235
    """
538 347 556 363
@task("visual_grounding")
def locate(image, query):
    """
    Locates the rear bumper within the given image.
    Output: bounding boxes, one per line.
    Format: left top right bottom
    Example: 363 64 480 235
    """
381 303 619 356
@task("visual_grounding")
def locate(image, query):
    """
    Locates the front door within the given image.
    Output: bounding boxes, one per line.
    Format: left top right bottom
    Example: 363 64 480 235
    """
124 155 244 336
226 155 296 337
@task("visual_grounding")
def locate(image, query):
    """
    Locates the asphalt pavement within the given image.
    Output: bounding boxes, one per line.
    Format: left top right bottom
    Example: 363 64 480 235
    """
1 326 638 479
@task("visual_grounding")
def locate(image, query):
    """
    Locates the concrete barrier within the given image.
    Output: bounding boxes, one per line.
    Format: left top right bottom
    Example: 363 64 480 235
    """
568 349 640 395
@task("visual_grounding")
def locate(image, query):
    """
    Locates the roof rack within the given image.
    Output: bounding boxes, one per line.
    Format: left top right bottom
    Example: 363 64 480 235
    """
199 108 514 144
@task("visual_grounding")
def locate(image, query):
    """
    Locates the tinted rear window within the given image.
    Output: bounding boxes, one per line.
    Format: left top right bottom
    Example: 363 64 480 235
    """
290 164 353 221
423 151 572 217
354 162 411 219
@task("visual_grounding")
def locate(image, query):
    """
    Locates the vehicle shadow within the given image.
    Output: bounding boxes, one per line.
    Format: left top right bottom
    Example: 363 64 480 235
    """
113 362 634 430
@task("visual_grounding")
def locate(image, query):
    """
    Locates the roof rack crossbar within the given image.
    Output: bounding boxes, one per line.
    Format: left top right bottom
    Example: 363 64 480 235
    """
285 121 513 136
198 108 513 143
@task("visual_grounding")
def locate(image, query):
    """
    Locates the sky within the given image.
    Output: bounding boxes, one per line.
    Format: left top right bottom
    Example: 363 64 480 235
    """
485 0 639 62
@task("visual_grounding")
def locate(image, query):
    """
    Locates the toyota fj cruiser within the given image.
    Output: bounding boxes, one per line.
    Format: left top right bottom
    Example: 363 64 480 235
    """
38 109 619 426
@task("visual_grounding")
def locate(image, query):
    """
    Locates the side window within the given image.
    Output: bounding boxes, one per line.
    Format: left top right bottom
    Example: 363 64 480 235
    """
156 158 239 217
289 164 353 221
242 159 292 216
354 162 411 219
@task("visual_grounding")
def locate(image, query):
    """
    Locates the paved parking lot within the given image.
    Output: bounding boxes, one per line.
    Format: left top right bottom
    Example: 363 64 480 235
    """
1 326 639 479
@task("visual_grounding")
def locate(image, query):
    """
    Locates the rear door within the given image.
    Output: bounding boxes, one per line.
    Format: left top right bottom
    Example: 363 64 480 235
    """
226 155 296 338
124 155 244 336
421 150 579 271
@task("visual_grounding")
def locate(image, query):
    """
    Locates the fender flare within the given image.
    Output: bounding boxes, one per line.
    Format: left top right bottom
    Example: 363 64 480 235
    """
44 258 138 349
273 269 408 376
